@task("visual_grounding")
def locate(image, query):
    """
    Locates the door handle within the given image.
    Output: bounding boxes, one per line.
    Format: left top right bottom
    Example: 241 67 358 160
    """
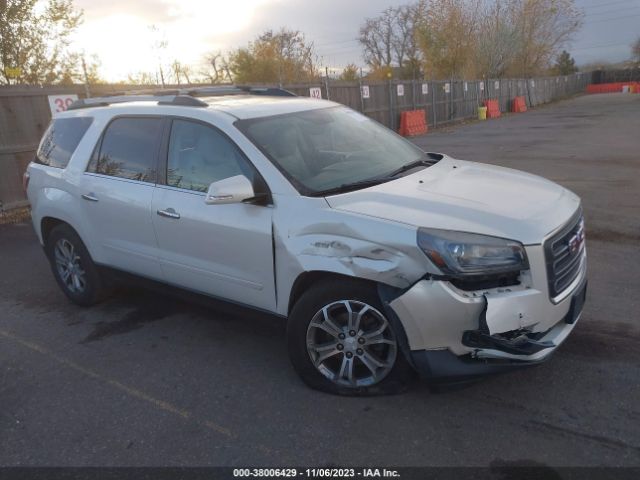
81 193 98 202
157 208 180 219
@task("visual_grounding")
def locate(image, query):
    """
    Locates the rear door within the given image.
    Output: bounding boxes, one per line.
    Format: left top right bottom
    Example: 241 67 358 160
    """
151 117 276 311
79 116 165 279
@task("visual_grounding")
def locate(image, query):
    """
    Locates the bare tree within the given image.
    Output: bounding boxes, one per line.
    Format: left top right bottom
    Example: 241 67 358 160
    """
632 37 640 65
125 71 156 85
358 2 425 78
359 8 396 71
170 60 192 85
395 2 427 78
201 52 232 84
475 0 519 78
149 24 168 87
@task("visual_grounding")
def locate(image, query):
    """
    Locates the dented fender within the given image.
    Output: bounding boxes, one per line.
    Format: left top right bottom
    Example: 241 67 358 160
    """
272 196 437 316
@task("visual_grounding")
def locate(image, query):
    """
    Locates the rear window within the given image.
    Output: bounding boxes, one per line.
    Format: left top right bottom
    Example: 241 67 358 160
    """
36 117 93 168
86 117 163 183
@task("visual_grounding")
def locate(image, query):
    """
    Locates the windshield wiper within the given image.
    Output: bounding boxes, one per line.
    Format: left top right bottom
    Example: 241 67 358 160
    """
311 177 393 197
382 159 434 179
311 158 434 197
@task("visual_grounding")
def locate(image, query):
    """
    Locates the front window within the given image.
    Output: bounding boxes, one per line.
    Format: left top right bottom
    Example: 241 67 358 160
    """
236 106 431 195
166 119 253 193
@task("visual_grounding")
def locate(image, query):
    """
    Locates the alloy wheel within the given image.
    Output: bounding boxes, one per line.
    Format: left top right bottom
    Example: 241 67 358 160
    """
54 238 86 294
306 300 397 387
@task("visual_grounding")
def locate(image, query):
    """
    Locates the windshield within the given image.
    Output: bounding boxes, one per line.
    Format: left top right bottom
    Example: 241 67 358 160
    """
236 106 430 195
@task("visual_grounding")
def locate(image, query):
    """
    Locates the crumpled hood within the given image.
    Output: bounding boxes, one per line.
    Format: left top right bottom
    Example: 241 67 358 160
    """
325 155 581 244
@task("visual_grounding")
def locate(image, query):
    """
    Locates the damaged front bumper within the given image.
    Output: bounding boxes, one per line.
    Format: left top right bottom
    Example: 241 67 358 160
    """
386 245 587 382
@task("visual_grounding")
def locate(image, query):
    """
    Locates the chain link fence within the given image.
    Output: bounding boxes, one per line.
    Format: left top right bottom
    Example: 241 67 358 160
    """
0 72 592 210
286 72 591 131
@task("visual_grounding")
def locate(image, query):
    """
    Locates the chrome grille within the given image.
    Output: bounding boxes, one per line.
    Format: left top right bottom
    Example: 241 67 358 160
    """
544 211 585 299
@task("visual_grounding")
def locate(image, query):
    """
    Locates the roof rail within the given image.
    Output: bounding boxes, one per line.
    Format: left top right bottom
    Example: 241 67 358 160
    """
182 85 296 97
236 86 297 97
66 85 296 111
67 94 208 111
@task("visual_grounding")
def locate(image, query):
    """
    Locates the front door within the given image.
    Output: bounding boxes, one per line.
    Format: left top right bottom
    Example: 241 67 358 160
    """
151 118 275 311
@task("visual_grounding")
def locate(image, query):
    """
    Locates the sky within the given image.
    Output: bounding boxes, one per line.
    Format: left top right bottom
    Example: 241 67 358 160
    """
70 0 640 82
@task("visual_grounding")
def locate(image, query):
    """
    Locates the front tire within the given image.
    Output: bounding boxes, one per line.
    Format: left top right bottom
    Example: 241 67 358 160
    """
45 224 109 306
287 279 414 395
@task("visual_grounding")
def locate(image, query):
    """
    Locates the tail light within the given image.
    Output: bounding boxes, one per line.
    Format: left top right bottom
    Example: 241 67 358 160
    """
22 170 30 192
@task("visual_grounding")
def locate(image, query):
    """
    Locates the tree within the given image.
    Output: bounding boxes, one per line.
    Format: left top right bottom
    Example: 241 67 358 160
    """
201 52 232 84
359 2 426 79
125 71 156 85
632 37 640 65
0 0 83 85
228 29 319 84
339 63 359 81
416 0 481 79
475 0 519 78
57 53 104 86
553 50 577 75
507 0 583 77
82 55 104 85
171 60 192 85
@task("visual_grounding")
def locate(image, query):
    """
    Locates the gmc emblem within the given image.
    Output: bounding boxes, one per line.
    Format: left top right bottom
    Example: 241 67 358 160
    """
568 223 585 255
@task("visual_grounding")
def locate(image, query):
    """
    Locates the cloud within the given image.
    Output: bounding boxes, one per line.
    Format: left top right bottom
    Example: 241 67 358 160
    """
72 0 638 81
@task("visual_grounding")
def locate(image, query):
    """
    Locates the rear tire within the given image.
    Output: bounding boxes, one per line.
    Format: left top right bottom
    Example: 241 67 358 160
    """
287 278 414 395
45 224 110 306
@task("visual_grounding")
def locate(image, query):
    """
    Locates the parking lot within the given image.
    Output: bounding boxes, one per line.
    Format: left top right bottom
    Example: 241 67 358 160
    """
1 93 639 467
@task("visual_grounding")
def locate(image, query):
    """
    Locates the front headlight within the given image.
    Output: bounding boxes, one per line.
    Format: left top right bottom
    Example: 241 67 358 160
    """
417 228 528 276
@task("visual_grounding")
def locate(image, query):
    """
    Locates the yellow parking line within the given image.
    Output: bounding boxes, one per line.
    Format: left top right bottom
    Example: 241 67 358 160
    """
0 328 234 439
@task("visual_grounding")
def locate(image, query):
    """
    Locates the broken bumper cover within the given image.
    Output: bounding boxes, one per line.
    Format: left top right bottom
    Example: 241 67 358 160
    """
410 308 581 381
388 245 587 381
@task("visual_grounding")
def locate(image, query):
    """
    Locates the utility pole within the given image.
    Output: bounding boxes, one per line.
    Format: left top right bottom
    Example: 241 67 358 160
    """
81 56 91 98
359 67 364 113
159 63 165 88
325 66 331 100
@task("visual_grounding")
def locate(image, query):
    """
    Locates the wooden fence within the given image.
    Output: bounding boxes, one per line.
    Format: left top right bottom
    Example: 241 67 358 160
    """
0 72 592 211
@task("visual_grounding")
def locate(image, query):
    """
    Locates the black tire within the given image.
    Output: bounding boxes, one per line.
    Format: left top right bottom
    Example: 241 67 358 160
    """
287 278 415 396
45 224 110 306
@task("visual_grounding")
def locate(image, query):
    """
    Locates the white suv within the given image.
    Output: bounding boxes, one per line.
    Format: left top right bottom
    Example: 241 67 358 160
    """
26 87 587 395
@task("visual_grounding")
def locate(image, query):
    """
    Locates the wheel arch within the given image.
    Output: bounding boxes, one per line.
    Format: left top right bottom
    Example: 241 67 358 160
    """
39 217 97 262
287 270 417 372
41 217 70 247
287 270 383 316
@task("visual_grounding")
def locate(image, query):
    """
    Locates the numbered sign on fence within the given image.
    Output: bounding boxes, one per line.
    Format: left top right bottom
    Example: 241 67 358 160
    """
494 81 500 89
361 85 370 99
531 80 535 87
421 83 428 95
309 87 322 99
479 82 484 91
444 83 450 93
397 84 404 97
48 94 78 117
464 82 468 92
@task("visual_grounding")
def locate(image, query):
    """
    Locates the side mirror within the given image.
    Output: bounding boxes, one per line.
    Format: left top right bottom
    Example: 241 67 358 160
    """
205 175 255 205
